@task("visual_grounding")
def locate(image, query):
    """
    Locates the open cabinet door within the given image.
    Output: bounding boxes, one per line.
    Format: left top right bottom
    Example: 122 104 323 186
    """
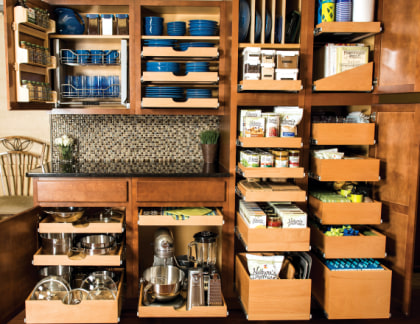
369 103 420 316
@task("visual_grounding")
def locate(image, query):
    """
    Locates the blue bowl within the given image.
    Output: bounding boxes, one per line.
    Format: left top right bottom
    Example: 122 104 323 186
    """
189 19 218 24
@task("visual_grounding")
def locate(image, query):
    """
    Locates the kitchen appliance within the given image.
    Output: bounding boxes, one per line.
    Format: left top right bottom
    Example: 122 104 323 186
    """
187 231 218 270
153 227 175 266
186 268 205 310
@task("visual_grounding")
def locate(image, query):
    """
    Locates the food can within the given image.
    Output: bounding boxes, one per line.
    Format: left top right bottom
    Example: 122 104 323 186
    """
260 153 274 167
275 151 289 168
288 150 300 168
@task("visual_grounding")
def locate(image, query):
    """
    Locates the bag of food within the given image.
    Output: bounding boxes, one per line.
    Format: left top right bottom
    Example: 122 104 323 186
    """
246 253 284 279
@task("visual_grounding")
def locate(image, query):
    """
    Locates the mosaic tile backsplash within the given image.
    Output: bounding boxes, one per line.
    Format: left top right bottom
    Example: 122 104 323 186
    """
51 115 220 163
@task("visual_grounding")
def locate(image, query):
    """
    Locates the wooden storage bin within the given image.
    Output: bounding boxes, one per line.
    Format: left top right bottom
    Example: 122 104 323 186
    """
310 225 386 259
309 196 382 225
141 97 219 109
236 212 310 251
311 255 391 319
25 272 124 323
235 253 311 321
310 156 380 182
237 163 304 179
138 208 224 226
142 46 219 58
238 80 302 92
311 123 375 145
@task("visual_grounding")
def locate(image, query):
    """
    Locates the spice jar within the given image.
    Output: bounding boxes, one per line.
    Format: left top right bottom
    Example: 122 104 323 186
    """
288 150 300 168
267 215 282 228
86 14 100 35
115 14 129 35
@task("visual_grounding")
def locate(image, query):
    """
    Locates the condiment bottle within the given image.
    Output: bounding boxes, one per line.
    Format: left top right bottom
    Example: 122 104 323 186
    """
288 150 300 168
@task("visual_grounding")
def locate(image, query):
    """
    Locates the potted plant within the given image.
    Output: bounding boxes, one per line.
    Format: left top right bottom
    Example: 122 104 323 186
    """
199 129 220 163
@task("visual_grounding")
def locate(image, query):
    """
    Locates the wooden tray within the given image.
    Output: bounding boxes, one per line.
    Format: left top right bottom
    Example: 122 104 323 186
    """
141 97 219 109
235 254 311 321
236 212 310 252
137 283 227 318
237 180 306 202
25 272 123 323
309 196 382 225
311 123 375 145
38 216 125 233
310 156 380 182
310 226 386 259
237 163 304 179
142 46 219 58
237 136 302 148
138 208 224 226
238 80 302 92
311 255 391 319
142 72 218 83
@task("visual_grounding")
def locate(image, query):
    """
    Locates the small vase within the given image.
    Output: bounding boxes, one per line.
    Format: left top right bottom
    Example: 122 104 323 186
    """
201 144 218 164
57 145 73 163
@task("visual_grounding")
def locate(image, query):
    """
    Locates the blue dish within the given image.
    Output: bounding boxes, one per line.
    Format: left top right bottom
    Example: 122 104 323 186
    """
239 0 250 42
255 10 261 42
265 10 272 41
189 19 218 24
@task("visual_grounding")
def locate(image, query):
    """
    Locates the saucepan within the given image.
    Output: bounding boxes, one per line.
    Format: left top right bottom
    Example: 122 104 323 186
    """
43 207 85 223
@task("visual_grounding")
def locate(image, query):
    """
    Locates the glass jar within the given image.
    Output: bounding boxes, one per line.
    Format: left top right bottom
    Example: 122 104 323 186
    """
267 215 282 228
115 14 129 35
86 14 100 35
288 150 300 168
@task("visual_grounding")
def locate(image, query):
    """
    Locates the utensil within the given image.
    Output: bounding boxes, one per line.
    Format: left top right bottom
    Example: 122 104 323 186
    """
141 265 185 305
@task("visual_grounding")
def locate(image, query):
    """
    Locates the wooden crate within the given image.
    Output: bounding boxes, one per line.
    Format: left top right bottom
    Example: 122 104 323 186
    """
235 254 311 321
310 156 380 182
311 123 375 145
236 212 310 251
310 226 386 259
25 272 124 323
309 196 382 225
311 255 391 319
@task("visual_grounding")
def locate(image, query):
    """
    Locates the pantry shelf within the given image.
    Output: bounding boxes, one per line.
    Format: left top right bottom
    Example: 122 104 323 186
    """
236 180 306 202
314 21 382 43
142 46 219 58
311 123 375 145
237 163 304 179
237 136 302 148
142 71 218 83
38 217 125 233
141 97 219 109
142 35 220 41
238 80 302 92
138 208 224 226
239 43 301 49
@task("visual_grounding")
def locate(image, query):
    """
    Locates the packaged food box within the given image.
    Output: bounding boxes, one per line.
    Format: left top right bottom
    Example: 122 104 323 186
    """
242 47 261 63
239 109 262 137
275 68 299 80
244 116 265 137
276 50 299 68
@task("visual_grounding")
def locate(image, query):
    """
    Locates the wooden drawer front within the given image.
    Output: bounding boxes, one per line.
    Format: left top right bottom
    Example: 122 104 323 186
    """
235 254 311 321
311 255 391 320
36 179 128 203
236 213 310 252
310 226 386 259
310 157 380 182
136 179 226 203
311 123 375 145
309 196 382 225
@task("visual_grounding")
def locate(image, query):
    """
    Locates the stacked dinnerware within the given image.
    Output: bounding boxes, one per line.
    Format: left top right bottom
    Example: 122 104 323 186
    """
186 88 212 98
167 21 186 36
144 39 176 47
144 16 164 36
146 61 180 74
336 0 352 22
188 19 218 36
185 62 210 73
177 42 215 51
144 86 184 99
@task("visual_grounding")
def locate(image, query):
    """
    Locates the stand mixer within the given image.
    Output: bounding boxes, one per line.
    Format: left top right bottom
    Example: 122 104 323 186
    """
152 227 175 266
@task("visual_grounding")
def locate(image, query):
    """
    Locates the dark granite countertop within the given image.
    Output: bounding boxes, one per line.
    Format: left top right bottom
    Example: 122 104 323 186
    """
27 161 230 178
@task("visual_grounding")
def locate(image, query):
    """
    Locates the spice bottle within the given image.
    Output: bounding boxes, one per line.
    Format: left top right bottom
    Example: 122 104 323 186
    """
115 14 129 35
86 14 100 35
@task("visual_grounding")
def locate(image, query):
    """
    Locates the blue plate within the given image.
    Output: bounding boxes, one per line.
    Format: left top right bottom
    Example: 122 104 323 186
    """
265 10 272 41
255 10 261 42
239 0 250 42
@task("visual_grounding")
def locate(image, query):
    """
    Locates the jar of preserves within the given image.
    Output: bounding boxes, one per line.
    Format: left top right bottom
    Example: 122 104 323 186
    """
267 215 282 228
275 151 289 168
288 150 300 168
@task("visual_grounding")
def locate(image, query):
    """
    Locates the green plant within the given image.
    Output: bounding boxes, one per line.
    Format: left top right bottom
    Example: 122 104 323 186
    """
199 129 220 144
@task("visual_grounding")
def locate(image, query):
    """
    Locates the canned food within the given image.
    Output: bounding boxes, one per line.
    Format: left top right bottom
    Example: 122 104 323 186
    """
288 150 300 168
260 153 274 168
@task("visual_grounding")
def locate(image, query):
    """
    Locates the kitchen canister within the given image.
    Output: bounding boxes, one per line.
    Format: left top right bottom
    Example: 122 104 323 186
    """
336 0 352 22
352 0 375 22
321 0 335 22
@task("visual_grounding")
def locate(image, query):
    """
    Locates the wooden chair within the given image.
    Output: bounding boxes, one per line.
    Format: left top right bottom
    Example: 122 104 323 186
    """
0 136 48 217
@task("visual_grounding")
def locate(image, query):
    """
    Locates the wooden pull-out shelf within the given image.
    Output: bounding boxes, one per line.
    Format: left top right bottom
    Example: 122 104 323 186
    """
33 245 123 266
238 80 302 92
311 123 375 145
138 208 224 226
313 62 373 92
310 156 380 182
237 163 304 179
235 254 311 321
236 213 309 252
310 226 386 259
142 46 219 58
137 283 227 318
238 136 302 148
141 97 219 109
237 180 306 202
142 72 218 83
38 216 125 234
311 255 391 320
314 22 382 42
25 272 123 323
309 196 382 225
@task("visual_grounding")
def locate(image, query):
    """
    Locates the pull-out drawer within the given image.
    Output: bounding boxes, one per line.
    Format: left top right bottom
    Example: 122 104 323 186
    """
35 179 129 203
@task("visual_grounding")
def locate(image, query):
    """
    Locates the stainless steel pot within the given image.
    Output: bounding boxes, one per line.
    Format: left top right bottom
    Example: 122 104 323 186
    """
80 234 115 250
141 265 185 305
39 266 72 283
40 233 73 255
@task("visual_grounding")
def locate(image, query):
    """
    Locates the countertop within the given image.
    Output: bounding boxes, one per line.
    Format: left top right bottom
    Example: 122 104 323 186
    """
27 161 230 178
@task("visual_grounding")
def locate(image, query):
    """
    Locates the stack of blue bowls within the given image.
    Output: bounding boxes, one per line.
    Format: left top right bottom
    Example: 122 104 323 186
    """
188 19 218 36
167 21 186 36
186 88 212 99
146 61 180 74
144 86 184 99
144 16 164 36
144 39 176 47
185 62 210 73
177 42 214 51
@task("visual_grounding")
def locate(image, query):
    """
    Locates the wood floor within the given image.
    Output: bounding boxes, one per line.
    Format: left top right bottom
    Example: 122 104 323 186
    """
8 273 420 324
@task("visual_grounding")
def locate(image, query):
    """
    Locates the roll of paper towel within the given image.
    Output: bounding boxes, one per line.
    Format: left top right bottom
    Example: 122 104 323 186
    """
352 0 375 22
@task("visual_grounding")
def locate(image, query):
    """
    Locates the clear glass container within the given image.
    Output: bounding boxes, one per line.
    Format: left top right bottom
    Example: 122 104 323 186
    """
86 13 100 35
115 14 129 35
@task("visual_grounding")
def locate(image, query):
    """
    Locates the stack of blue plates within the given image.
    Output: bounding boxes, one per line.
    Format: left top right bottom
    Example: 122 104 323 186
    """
144 16 164 36
177 42 214 51
186 88 212 98
167 21 186 36
146 61 180 73
144 39 176 47
336 0 352 22
188 19 218 36
144 86 184 99
185 62 210 73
